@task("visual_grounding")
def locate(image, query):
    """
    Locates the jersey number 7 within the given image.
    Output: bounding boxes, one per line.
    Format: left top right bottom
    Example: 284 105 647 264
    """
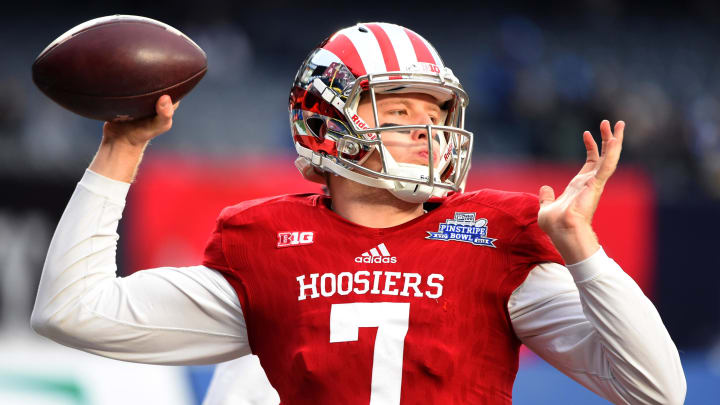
330 302 411 405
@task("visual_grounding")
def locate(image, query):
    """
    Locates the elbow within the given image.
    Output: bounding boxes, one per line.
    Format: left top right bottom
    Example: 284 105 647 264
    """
658 375 687 405
655 351 688 405
30 306 78 345
615 376 686 405
648 387 685 405
611 354 687 405
639 364 687 405
30 307 55 339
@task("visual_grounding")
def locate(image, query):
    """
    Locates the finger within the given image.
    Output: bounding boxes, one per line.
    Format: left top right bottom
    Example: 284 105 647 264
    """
578 130 600 174
596 121 625 182
538 185 556 207
599 119 612 156
101 121 115 139
584 131 599 160
614 120 625 146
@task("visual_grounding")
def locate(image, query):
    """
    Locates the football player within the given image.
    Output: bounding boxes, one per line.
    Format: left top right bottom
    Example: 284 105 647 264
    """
32 23 685 404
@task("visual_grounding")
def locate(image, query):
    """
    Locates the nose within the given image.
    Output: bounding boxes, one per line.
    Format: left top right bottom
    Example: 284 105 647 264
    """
409 114 434 142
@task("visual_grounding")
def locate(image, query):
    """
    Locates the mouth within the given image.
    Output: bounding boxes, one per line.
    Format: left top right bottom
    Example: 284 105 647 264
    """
416 150 439 166
383 139 442 166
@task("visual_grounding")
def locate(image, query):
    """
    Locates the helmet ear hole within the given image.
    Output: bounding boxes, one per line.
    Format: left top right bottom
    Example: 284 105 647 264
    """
306 117 327 141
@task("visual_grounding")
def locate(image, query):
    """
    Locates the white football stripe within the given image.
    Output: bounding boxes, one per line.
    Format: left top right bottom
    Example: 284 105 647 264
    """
369 248 380 257
362 252 371 257
378 243 391 257
342 25 387 75
425 40 444 67
379 23 419 70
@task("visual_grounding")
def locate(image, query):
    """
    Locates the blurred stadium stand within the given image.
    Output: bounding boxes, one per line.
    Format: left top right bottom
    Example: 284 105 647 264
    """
1 1 719 403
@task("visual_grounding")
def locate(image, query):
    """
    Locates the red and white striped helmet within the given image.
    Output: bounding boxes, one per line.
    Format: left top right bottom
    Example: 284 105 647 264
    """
289 22 473 203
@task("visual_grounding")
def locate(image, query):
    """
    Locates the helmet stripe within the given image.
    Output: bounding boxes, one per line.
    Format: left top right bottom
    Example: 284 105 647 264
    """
403 28 436 65
425 40 444 67
365 23 400 72
378 23 417 71
342 25 387 75
323 33 367 76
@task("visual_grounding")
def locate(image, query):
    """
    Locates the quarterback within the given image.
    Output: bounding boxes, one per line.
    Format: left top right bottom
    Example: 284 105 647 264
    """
32 23 685 404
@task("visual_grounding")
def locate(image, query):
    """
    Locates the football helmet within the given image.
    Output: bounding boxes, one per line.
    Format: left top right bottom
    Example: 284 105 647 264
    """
289 22 473 203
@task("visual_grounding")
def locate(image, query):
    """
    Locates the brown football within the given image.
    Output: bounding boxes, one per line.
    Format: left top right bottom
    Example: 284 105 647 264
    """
32 15 207 122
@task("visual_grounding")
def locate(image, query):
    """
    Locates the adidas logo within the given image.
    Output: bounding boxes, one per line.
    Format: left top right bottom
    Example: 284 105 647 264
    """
354 243 397 264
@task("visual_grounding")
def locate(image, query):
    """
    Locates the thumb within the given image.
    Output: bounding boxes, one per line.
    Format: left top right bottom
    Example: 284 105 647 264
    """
155 95 176 122
145 95 175 134
539 185 555 207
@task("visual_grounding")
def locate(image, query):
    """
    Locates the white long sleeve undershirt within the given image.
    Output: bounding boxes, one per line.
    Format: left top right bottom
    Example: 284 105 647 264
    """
31 170 686 404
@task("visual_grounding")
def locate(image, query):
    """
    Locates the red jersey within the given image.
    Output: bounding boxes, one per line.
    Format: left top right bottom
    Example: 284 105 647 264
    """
202 189 562 405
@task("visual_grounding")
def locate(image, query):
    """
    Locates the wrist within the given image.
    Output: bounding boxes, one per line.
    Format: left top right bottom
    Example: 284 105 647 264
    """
546 224 600 265
89 139 149 183
100 132 150 150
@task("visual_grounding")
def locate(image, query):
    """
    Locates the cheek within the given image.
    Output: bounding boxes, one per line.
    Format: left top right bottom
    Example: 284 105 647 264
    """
360 148 382 171
384 144 405 160
381 133 411 156
355 102 375 124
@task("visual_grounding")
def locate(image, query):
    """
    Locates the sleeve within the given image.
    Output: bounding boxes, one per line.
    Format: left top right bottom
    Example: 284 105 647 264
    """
203 212 232 272
31 169 251 365
508 249 686 405
500 193 564 298
508 193 564 269
203 355 280 405
201 207 252 318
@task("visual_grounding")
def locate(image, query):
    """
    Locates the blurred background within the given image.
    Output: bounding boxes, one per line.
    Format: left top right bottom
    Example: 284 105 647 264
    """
1 0 719 403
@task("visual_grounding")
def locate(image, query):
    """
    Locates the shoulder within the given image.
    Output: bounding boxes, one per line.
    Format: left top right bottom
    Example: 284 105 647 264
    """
216 193 322 225
442 189 540 228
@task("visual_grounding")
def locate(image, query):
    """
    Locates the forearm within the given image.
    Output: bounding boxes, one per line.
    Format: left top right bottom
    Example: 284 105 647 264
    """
89 132 148 183
31 170 250 365
87 95 176 183
547 222 600 265
32 169 130 334
567 252 685 404
510 252 686 404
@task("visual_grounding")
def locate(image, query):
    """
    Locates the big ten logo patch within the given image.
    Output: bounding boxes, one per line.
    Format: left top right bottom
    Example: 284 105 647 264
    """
277 231 315 248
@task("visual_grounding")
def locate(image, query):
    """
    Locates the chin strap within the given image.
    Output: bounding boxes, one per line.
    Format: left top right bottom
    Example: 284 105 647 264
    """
294 157 325 184
296 143 394 189
295 143 451 203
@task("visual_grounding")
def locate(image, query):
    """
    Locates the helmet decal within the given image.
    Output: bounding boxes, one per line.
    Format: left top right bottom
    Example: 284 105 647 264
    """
323 23 445 77
363 24 401 72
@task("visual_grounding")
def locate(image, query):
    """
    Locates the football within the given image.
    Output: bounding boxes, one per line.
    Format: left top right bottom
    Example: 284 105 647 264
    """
32 15 207 122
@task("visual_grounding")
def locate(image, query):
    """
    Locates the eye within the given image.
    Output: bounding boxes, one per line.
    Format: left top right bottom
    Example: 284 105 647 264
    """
386 109 407 116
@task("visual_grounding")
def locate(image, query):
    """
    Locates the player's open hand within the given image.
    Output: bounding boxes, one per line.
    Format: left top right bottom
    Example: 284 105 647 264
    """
102 95 179 147
537 120 625 264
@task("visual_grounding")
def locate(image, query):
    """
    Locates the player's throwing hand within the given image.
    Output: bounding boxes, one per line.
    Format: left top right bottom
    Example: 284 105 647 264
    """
102 95 179 147
89 95 179 183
